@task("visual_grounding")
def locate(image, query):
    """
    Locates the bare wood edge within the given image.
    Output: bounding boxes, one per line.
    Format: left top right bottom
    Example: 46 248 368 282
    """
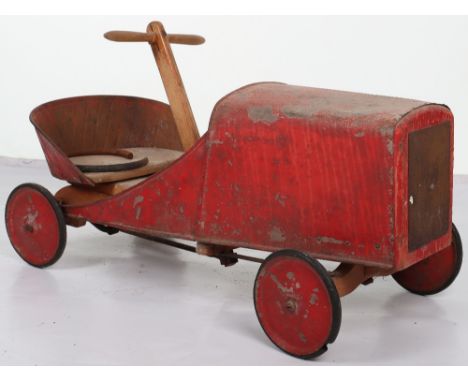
104 31 205 46
168 34 205 45
104 31 155 43
68 148 134 159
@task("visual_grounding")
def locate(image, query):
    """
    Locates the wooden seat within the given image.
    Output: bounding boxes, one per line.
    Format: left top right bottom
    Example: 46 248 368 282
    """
69 147 183 184
55 176 151 207
95 176 149 195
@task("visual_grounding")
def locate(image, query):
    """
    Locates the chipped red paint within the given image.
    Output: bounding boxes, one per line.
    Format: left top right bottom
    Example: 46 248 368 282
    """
65 137 208 239
62 83 453 272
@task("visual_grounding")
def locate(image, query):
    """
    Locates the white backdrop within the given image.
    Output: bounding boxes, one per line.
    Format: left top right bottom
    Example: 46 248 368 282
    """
1 15 467 173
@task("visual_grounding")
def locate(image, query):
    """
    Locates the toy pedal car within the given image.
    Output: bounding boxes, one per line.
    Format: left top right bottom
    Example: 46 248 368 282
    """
5 21 463 359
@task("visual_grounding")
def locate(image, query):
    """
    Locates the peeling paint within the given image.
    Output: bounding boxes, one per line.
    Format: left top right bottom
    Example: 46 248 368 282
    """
298 332 307 343
282 104 315 119
208 139 224 147
309 292 318 305
247 106 278 124
276 301 285 315
386 139 394 155
210 223 221 234
316 236 351 246
135 206 142 220
354 131 365 138
269 226 286 242
379 125 394 137
270 274 293 294
133 195 144 207
25 210 39 226
133 195 144 220
286 271 295 280
274 193 287 207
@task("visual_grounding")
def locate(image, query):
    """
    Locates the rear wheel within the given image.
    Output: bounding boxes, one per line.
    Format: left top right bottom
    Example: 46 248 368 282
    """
254 249 341 359
393 223 463 295
5 183 67 268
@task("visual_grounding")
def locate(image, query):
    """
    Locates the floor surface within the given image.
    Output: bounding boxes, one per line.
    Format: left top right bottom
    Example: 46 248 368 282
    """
0 158 467 365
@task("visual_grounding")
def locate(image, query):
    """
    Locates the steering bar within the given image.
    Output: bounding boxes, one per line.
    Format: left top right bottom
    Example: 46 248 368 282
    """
104 30 205 45
103 21 202 152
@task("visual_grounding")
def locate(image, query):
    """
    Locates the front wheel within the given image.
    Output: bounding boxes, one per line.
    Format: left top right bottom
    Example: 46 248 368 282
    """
254 249 341 359
392 223 463 295
5 183 67 268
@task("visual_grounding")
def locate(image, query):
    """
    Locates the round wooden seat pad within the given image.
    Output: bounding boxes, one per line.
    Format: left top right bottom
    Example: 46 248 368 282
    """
69 147 183 184
69 152 149 173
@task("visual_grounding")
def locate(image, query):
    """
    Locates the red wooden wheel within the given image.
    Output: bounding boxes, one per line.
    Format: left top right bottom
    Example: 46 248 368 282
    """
254 250 341 359
5 183 67 268
393 224 463 295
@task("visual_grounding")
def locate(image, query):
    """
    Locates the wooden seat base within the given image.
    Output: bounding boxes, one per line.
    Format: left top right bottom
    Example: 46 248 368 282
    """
56 147 182 206
56 177 150 206
95 177 149 195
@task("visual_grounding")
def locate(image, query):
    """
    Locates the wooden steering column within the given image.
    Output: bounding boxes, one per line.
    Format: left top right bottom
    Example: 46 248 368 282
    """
104 21 203 151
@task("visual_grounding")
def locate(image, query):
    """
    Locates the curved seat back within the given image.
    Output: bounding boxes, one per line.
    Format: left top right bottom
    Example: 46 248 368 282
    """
30 95 182 185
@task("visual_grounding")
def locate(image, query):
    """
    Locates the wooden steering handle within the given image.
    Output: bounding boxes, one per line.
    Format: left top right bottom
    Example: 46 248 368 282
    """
104 31 205 45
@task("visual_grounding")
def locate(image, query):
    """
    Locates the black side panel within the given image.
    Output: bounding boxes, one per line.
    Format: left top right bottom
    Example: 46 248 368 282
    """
408 122 451 251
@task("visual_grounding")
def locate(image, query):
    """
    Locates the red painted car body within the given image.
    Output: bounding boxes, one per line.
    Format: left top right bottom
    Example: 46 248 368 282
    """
63 82 454 272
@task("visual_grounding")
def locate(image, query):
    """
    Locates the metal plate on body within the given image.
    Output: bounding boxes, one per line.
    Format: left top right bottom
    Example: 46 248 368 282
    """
408 122 450 251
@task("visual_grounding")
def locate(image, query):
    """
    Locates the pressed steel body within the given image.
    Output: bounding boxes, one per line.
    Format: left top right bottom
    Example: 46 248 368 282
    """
5 20 461 360
60 83 454 273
